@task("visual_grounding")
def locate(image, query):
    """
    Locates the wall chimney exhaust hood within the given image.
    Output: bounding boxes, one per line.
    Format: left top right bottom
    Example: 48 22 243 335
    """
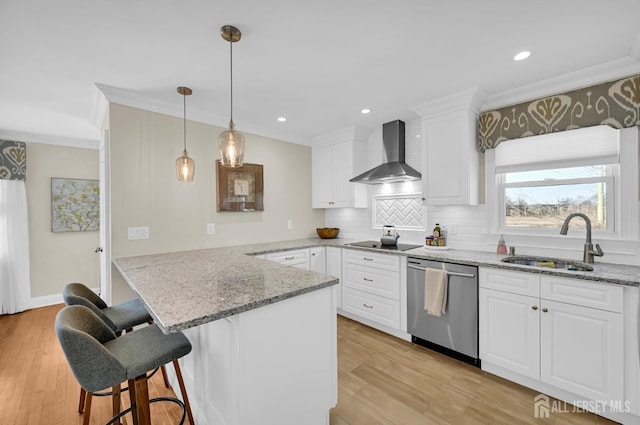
350 120 421 184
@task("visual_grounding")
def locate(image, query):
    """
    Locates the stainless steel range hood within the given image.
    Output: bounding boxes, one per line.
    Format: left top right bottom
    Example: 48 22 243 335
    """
349 120 421 184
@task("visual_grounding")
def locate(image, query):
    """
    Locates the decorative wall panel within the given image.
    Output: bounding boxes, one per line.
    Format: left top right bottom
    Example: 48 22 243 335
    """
373 194 424 230
479 73 640 151
0 140 26 181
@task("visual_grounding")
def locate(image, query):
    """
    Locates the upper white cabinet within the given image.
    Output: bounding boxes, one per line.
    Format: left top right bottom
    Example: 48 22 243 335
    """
412 87 486 206
312 127 370 208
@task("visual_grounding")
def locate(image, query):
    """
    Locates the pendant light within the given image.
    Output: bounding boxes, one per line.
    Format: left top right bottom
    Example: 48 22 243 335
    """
175 86 195 181
218 25 245 168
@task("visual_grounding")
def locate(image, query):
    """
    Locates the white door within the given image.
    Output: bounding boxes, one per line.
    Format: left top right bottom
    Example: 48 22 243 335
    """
540 300 623 402
331 142 353 207
99 129 111 303
326 247 342 309
479 288 540 379
311 145 333 208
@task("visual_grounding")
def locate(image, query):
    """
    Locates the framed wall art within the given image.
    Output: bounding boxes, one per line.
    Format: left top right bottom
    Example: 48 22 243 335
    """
216 161 264 212
51 177 100 232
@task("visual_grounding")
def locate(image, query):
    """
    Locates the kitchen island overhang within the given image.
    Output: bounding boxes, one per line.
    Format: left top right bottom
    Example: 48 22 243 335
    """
113 247 338 425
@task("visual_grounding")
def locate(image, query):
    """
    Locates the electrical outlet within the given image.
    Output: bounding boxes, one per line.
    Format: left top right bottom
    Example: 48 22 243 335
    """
128 226 149 240
207 223 215 235
447 224 457 235
287 219 293 230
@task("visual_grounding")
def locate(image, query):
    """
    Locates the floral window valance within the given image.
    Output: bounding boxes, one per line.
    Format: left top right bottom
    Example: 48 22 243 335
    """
479 74 640 152
0 140 27 181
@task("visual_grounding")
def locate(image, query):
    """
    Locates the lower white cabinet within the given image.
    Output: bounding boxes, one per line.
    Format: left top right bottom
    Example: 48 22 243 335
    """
309 247 326 273
341 249 401 331
479 268 624 404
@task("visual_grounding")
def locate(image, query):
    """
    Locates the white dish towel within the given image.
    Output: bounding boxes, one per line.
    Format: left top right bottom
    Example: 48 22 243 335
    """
424 267 448 317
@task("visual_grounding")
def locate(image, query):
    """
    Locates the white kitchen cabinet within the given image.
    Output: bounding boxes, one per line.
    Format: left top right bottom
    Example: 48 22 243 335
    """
309 246 326 273
412 87 486 206
341 249 401 332
479 288 540 379
311 127 369 209
479 268 624 405
266 249 310 269
326 247 342 309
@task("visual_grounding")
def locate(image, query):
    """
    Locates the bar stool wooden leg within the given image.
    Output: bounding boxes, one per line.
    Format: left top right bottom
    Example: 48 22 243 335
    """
78 387 86 413
112 384 122 425
82 392 93 425
173 359 195 425
160 365 170 388
134 375 151 425
128 379 139 425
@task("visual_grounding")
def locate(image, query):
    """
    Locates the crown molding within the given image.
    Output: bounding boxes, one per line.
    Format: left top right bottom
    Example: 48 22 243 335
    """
482 56 640 111
0 129 99 149
94 83 309 146
411 87 488 119
311 125 373 146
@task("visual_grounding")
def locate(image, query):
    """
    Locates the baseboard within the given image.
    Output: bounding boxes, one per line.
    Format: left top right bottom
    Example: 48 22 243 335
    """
29 286 101 309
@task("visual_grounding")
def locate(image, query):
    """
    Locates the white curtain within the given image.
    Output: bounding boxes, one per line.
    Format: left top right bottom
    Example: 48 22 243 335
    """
0 179 30 314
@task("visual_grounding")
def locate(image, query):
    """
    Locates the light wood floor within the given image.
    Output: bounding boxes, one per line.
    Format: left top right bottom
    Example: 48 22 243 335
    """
0 305 618 424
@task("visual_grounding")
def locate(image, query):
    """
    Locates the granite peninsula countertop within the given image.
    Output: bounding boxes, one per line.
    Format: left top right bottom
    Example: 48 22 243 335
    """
114 237 640 334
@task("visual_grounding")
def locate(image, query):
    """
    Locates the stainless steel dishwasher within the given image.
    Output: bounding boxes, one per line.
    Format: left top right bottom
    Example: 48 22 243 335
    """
407 257 479 366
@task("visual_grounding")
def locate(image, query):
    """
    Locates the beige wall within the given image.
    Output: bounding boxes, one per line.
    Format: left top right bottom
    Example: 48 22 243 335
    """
109 104 325 302
26 142 100 298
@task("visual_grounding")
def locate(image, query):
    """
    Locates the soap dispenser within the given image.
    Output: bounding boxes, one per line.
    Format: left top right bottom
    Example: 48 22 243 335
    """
496 235 508 255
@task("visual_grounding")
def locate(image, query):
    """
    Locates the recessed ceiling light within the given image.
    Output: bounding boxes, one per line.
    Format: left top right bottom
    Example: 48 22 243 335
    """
361 108 371 114
277 117 287 122
514 51 531 61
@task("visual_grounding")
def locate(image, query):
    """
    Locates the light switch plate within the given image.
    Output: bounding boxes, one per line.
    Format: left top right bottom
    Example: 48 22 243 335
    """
287 219 293 230
207 223 215 235
128 226 149 240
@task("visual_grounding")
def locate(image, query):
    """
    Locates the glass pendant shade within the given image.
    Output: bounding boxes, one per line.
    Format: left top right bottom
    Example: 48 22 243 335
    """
219 122 245 168
176 150 195 181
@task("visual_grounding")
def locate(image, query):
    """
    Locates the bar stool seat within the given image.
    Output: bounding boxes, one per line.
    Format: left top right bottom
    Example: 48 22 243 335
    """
56 305 194 425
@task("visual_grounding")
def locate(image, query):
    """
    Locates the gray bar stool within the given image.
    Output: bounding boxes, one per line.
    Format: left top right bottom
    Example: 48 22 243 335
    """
56 304 194 425
62 283 173 422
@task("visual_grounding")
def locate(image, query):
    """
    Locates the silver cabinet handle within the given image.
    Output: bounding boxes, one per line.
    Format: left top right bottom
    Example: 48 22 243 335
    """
363 257 374 261
363 277 373 282
531 306 538 310
363 303 374 309
542 308 548 313
284 256 294 260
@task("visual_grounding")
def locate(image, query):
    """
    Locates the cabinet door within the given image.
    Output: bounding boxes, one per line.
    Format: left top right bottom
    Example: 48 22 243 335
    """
312 145 334 208
540 300 623 402
326 247 342 309
422 110 478 205
331 142 355 208
309 247 326 274
479 288 540 379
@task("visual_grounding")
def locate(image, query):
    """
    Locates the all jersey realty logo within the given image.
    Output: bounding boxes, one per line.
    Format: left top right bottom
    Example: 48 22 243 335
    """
534 393 631 418
534 394 550 418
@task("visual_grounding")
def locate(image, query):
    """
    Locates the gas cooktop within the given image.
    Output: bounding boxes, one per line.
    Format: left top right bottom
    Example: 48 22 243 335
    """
346 241 421 251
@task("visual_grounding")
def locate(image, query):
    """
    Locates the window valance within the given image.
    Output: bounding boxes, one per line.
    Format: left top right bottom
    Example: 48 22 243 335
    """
0 140 27 181
479 73 640 152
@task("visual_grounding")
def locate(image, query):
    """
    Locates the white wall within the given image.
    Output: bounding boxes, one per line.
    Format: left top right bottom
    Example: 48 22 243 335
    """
109 104 325 302
25 142 100 303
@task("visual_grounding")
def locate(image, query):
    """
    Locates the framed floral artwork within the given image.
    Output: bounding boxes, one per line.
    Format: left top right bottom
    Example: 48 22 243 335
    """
51 178 100 232
216 161 264 212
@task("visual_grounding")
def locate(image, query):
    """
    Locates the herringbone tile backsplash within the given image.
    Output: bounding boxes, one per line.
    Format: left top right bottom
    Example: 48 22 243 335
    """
373 195 424 229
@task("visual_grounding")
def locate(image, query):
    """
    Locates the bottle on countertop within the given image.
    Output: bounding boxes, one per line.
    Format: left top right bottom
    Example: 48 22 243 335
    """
433 223 441 238
496 234 508 255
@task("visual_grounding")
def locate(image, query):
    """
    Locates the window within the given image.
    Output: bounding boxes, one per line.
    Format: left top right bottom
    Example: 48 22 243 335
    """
485 125 631 237
498 165 614 232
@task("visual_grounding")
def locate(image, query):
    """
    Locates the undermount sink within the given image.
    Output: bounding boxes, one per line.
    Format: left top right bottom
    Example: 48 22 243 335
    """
500 256 594 272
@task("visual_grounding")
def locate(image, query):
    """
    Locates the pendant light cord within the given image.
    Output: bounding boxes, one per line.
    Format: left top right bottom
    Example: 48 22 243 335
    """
183 91 187 152
229 38 234 127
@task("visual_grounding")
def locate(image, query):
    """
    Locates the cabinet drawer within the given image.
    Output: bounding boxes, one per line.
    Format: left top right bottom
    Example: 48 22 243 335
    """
343 249 399 271
343 263 399 300
479 268 539 297
266 249 309 267
540 276 623 313
342 287 400 329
